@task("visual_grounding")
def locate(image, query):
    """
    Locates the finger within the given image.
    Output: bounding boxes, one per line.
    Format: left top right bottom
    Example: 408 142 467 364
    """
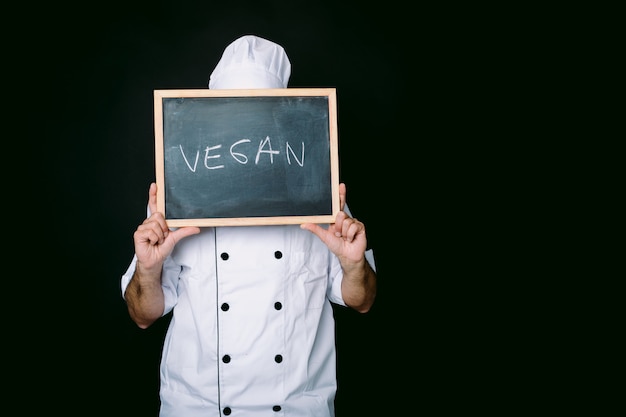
170 226 201 244
150 212 169 234
342 218 363 243
332 211 348 237
338 183 346 212
148 182 158 216
300 223 327 241
138 213 169 243
135 224 165 246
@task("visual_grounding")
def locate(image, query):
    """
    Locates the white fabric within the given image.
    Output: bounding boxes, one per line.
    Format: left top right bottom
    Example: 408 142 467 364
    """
209 35 291 89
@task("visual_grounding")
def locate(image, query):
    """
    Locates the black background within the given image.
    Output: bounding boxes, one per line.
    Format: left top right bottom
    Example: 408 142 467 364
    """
11 2 562 414
17 1 451 415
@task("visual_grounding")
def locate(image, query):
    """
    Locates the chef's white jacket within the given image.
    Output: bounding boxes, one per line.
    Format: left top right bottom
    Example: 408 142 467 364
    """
122 221 374 417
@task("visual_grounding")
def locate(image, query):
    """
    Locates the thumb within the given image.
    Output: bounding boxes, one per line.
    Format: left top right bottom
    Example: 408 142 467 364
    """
300 223 326 242
169 226 201 244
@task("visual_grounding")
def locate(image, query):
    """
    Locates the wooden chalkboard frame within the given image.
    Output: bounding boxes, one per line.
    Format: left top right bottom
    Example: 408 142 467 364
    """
154 88 340 227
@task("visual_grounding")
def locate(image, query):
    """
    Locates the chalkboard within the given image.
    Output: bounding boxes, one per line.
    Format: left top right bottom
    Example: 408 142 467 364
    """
154 88 339 227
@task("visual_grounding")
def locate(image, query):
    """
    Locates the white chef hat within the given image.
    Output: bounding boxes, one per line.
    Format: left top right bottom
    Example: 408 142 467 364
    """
208 35 291 89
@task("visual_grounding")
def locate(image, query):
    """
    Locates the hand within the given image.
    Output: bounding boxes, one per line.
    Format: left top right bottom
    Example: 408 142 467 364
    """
133 183 200 271
300 183 368 265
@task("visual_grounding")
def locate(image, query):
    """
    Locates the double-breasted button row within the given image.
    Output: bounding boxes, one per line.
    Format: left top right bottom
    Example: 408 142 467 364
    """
219 251 283 260
218 249 283 313
223 405 282 414
220 302 281 311
221 354 283 364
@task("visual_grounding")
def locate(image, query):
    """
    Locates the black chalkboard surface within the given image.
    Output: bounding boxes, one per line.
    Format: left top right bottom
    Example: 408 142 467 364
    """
154 88 339 227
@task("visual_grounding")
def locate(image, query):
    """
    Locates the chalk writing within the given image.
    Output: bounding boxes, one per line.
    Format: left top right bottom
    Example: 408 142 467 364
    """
178 137 305 172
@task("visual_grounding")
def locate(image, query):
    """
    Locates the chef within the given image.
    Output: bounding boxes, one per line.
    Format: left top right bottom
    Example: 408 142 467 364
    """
121 34 377 417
